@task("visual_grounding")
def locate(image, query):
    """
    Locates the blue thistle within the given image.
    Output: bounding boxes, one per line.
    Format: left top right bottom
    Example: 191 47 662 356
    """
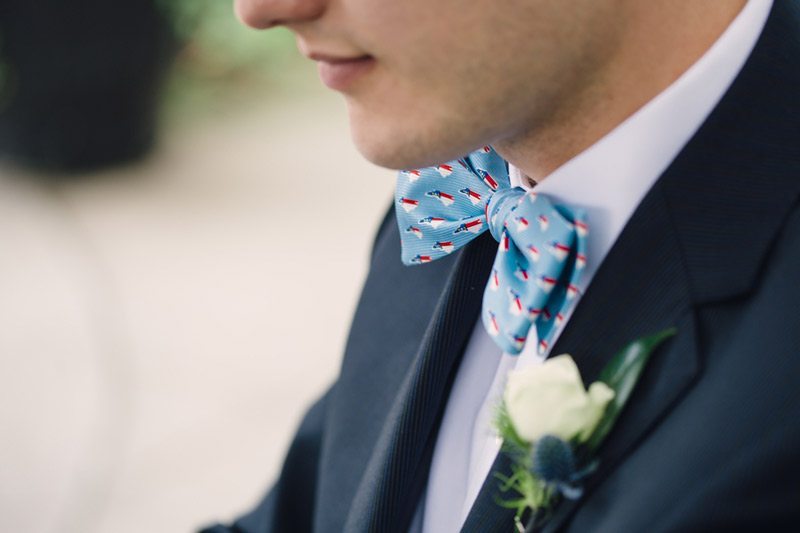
531 434 599 500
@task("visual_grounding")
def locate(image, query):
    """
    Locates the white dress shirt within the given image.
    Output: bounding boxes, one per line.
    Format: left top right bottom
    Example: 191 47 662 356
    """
410 1 773 531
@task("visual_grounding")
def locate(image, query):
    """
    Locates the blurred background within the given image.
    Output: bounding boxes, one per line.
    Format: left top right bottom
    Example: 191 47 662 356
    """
0 1 393 532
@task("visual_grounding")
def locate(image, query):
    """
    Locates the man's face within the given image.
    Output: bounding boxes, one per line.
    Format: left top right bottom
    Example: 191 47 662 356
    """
236 0 622 170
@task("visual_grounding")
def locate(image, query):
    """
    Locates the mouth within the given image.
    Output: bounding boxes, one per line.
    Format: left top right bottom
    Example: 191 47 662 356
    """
309 53 376 92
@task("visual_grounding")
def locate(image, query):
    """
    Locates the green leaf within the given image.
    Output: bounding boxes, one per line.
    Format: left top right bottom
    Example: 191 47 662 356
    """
582 327 677 456
494 401 531 453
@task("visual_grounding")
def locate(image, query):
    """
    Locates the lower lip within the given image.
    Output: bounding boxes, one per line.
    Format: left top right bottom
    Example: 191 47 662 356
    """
318 57 375 91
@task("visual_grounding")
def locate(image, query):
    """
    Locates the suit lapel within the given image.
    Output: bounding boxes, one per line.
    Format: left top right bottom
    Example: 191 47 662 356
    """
343 229 498 532
463 2 800 530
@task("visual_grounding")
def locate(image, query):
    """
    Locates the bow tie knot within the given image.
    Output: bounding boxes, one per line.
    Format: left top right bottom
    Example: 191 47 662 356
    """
485 186 527 242
395 146 588 355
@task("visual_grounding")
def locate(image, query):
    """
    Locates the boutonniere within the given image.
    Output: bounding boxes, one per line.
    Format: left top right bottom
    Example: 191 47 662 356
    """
493 328 677 532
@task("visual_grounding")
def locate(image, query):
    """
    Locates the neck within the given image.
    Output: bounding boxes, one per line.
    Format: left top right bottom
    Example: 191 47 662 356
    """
494 0 748 183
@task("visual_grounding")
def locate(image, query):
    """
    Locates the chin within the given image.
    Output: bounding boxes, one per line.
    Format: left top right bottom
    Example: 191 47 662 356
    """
351 134 425 171
347 108 480 171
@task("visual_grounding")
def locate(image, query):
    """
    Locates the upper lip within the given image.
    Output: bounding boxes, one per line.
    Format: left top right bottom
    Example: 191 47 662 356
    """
307 52 372 64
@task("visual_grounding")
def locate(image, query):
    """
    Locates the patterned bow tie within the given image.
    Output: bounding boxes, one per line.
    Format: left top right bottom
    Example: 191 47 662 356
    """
395 145 588 355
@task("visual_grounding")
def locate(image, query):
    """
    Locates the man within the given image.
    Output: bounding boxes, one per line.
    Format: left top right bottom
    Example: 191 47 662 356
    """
204 0 800 531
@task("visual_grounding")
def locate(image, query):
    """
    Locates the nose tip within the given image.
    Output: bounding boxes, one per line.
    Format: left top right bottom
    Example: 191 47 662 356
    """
235 0 325 30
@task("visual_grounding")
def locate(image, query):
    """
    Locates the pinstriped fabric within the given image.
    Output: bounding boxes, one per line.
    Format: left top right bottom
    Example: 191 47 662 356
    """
344 232 499 532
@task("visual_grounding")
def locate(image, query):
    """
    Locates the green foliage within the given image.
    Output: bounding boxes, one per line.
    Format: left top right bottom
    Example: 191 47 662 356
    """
156 0 306 121
494 402 529 453
493 402 556 521
494 462 556 522
582 327 677 457
158 0 298 74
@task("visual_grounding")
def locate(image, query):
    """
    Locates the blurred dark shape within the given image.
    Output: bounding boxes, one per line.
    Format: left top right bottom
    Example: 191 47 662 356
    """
0 0 175 174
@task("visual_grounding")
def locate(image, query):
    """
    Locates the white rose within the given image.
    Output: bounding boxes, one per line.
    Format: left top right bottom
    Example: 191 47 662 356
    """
503 353 615 444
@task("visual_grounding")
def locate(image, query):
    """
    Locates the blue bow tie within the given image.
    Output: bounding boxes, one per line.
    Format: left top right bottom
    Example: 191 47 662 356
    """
395 145 588 355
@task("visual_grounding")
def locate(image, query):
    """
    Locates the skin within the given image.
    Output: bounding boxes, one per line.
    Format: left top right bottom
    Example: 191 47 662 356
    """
235 0 747 182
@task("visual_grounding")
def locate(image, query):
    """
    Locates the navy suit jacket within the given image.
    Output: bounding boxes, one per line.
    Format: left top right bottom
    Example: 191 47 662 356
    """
203 3 800 531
